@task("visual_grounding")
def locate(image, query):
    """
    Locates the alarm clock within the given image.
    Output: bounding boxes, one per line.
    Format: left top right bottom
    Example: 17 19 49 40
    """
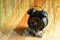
24 8 48 37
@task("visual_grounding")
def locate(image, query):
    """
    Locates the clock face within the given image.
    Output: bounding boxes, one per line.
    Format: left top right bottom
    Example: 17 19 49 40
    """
28 16 44 31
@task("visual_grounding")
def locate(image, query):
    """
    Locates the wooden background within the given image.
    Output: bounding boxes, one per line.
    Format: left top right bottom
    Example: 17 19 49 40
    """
0 0 60 40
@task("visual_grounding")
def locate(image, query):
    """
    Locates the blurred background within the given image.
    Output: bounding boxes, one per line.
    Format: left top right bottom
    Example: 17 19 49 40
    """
0 0 60 40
